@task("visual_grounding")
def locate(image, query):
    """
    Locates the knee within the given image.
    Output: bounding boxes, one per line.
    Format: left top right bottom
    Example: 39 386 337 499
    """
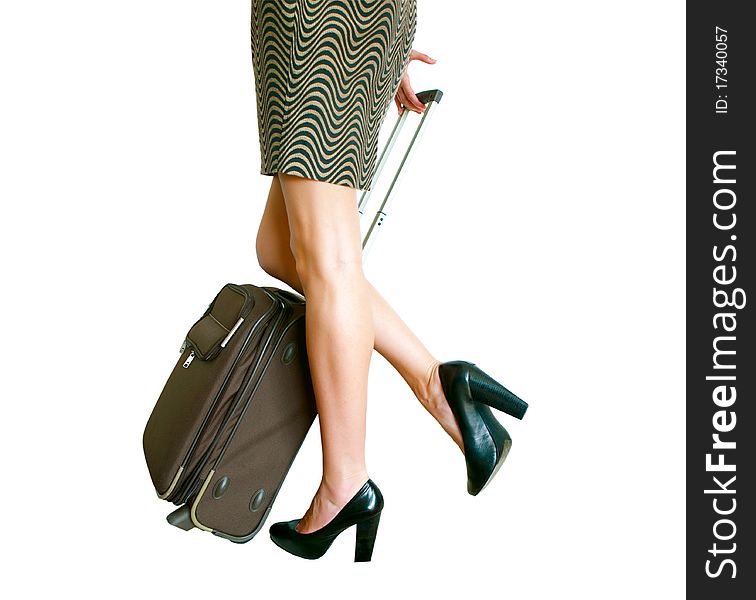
291 238 364 290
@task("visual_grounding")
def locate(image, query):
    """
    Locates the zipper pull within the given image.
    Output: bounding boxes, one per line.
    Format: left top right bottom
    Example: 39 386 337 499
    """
182 350 195 369
180 339 187 354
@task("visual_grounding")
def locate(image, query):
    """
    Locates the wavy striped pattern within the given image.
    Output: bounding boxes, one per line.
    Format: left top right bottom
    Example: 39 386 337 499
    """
251 0 417 191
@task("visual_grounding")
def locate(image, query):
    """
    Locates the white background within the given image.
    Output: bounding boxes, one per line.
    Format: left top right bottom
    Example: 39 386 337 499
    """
1 0 685 597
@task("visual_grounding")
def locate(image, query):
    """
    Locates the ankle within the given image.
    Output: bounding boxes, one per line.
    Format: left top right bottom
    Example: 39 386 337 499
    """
320 470 369 500
420 360 464 450
416 358 443 411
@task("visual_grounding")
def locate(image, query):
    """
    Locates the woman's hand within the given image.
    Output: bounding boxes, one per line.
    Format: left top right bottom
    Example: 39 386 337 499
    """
394 49 436 115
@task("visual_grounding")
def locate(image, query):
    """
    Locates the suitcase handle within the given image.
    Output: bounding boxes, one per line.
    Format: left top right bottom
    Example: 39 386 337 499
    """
358 88 444 258
415 89 444 105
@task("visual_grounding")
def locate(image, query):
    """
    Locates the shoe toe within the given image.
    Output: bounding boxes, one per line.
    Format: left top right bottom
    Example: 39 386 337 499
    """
269 519 298 541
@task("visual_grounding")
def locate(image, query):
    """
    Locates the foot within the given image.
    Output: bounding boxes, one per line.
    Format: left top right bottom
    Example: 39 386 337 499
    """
294 473 370 534
420 360 465 454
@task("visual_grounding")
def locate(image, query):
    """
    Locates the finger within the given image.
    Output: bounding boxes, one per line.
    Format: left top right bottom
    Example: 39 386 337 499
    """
402 81 425 113
410 49 436 65
402 90 425 113
401 92 420 114
396 87 410 112
396 87 408 117
398 86 420 114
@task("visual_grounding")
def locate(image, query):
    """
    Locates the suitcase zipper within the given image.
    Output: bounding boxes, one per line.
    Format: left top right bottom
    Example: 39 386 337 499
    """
185 294 300 525
176 294 292 505
182 350 195 368
210 298 297 469
161 290 280 502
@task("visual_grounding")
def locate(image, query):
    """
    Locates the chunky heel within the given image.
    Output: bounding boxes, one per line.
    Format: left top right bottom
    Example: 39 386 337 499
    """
467 364 528 419
439 360 528 495
354 512 382 562
269 479 384 561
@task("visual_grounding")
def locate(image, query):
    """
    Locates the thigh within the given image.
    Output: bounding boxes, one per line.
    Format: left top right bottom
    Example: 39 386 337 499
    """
256 174 294 264
277 173 362 276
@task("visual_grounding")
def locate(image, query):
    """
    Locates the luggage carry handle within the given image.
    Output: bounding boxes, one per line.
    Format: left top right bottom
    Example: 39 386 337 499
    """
358 89 444 258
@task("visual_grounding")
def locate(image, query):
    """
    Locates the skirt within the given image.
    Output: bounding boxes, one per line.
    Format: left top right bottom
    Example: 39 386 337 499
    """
250 0 417 191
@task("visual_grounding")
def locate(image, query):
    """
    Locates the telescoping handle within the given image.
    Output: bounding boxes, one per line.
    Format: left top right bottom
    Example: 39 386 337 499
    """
359 89 444 258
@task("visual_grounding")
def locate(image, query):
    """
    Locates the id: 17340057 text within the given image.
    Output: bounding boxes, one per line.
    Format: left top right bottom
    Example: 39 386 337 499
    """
714 26 728 114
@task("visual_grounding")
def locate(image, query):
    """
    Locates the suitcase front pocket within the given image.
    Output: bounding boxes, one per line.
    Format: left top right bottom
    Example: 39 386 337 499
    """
185 284 254 361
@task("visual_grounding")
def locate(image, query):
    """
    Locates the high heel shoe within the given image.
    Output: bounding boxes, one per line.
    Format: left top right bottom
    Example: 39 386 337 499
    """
438 360 528 495
269 478 384 562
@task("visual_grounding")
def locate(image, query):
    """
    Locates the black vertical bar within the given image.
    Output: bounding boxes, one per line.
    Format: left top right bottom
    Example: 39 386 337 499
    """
687 3 754 596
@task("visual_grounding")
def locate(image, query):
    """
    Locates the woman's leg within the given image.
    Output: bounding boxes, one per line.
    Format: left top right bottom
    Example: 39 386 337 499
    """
273 172 376 533
256 175 464 455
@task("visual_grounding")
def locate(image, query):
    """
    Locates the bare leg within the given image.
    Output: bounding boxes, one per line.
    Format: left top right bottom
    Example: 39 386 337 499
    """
274 172 377 533
256 175 464 455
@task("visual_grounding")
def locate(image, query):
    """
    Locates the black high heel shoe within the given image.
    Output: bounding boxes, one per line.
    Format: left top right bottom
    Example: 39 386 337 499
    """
438 360 528 495
269 478 384 562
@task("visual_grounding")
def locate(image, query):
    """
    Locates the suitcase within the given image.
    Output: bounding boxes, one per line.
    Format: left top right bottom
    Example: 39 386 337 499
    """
142 89 444 542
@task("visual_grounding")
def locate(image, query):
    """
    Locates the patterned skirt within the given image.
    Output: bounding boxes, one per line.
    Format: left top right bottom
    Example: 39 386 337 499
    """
250 0 417 191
